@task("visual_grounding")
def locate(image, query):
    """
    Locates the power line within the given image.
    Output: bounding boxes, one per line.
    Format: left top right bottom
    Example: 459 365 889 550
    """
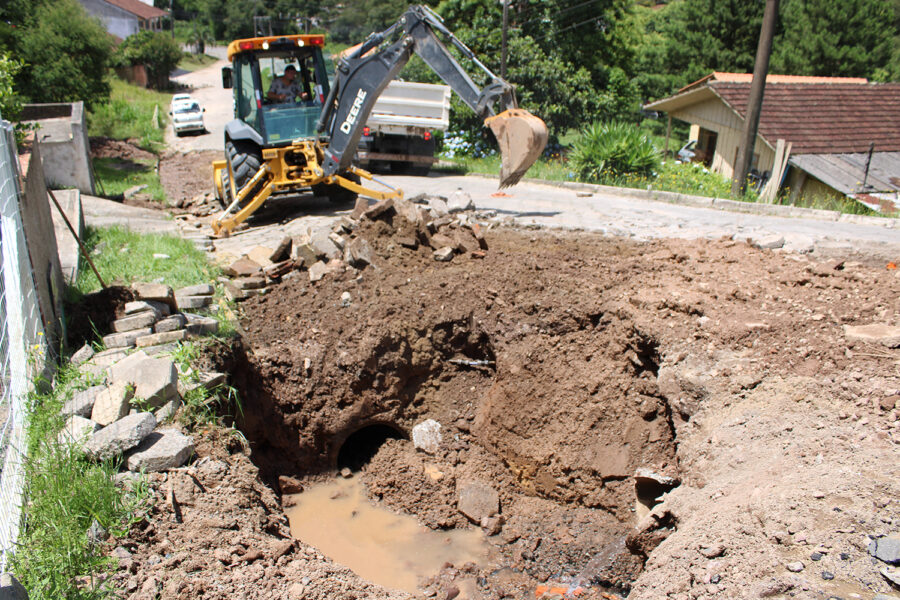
518 0 606 28
530 14 607 41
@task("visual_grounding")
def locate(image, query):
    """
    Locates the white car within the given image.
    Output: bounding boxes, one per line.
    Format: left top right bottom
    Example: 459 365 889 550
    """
170 96 206 136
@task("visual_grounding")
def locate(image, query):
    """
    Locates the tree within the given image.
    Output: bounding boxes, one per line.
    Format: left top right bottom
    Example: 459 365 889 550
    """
771 0 894 78
114 31 183 89
0 53 24 121
14 0 113 107
329 0 432 43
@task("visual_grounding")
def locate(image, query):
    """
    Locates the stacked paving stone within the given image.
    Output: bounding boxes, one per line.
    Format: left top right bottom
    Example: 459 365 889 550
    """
89 282 219 351
218 192 488 296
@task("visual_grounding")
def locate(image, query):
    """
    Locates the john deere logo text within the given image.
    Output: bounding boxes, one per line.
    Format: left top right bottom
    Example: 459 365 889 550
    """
340 89 368 134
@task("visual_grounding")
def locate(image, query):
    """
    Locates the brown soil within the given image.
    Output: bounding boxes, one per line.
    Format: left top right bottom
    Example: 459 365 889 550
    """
90 137 156 161
108 193 900 599
65 285 133 348
159 150 223 208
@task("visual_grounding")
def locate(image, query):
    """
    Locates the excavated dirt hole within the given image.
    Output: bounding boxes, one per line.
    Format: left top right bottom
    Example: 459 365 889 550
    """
227 310 681 596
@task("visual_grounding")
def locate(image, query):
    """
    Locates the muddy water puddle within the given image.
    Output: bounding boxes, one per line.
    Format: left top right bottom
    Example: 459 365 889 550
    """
286 474 493 594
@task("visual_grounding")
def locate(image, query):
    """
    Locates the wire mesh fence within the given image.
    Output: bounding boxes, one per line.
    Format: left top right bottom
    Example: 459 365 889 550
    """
0 119 47 573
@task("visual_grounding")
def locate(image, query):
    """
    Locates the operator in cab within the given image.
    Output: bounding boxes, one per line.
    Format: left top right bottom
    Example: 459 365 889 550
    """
267 65 309 103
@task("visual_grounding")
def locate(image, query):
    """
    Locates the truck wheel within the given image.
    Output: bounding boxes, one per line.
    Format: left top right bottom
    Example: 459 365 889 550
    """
312 173 360 205
225 139 264 204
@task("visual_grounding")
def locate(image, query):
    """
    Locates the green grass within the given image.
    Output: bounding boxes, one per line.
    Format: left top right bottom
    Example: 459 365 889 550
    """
92 157 166 203
72 226 219 297
784 193 885 216
169 341 242 428
12 364 150 600
177 53 218 72
87 78 171 151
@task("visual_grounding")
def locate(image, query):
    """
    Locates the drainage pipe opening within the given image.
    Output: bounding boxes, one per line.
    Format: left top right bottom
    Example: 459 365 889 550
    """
336 424 405 471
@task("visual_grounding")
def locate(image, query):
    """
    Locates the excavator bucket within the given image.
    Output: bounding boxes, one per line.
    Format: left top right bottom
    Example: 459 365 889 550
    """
485 109 549 187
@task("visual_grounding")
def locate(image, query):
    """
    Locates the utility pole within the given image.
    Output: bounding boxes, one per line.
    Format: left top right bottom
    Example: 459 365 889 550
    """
731 0 779 198
501 0 509 78
170 0 175 39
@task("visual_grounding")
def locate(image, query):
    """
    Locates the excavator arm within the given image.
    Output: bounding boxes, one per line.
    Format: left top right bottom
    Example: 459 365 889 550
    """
317 4 547 187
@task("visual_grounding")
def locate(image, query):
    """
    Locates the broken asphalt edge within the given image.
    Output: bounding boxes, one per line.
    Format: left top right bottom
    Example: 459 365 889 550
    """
464 173 898 229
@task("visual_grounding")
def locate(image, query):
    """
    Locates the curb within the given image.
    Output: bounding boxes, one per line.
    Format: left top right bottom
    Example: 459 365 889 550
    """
465 173 898 230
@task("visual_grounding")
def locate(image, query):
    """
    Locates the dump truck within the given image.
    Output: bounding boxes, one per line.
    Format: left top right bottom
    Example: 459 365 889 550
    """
357 80 451 175
212 4 547 235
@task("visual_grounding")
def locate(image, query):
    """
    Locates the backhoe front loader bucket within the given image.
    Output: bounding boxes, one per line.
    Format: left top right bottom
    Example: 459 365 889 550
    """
485 109 549 187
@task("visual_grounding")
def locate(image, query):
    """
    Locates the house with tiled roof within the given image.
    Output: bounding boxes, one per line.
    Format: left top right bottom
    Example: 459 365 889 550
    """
645 72 900 211
79 0 168 40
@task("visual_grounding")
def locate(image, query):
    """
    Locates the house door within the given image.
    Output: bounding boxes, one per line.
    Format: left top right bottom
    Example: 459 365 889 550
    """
698 128 717 167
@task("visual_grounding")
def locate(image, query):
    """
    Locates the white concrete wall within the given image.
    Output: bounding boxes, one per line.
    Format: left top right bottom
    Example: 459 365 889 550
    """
79 0 139 39
25 103 95 195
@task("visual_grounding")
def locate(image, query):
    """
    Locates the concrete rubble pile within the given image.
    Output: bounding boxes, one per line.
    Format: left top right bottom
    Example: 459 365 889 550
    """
217 191 489 297
60 282 227 473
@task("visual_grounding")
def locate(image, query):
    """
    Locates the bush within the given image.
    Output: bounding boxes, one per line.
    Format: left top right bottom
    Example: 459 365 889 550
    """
570 121 660 183
113 31 182 90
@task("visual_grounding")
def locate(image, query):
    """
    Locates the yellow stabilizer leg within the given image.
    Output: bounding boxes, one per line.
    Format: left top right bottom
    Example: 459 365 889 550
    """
333 166 404 201
211 165 274 236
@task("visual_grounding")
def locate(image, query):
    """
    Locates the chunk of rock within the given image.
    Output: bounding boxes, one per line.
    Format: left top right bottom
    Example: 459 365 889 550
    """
457 481 499 524
0 573 27 600
412 419 442 454
844 324 900 348
363 198 394 220
869 534 900 564
433 247 455 262
309 228 341 260
91 381 135 426
346 238 375 268
785 561 805 572
154 396 182 422
136 329 187 348
175 283 214 297
350 197 370 220
125 429 194 472
224 257 263 278
58 414 101 448
61 385 105 418
103 327 153 349
175 295 213 310
85 412 157 460
109 354 178 409
132 283 175 311
754 235 785 250
309 261 329 282
154 314 187 333
70 344 94 365
269 236 293 263
183 312 219 335
124 300 170 317
447 189 475 213
428 197 449 217
279 475 303 494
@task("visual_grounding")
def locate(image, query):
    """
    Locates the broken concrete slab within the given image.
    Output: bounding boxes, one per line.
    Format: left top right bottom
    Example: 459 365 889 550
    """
224 256 263 278
0 573 28 600
328 232 347 251
453 229 481 254
154 314 186 333
235 276 266 290
154 396 182 422
844 324 900 348
433 247 455 262
247 246 275 268
412 419 442 454
70 344 94 365
754 235 786 250
457 481 499 524
125 429 194 472
429 232 456 250
111 311 158 333
103 327 153 349
309 260 328 282
175 283 214 297
447 189 475 213
269 236 292 263
85 412 156 461
58 414 101 448
132 282 176 311
350 197 370 220
393 197 421 224
124 300 170 317
109 354 177 409
293 242 319 268
222 281 248 302
346 238 375 268
136 329 187 348
363 198 394 220
91 381 135 426
183 313 219 335
869 534 900 564
309 228 341 260
61 385 105 418
428 197 449 217
175 295 213 311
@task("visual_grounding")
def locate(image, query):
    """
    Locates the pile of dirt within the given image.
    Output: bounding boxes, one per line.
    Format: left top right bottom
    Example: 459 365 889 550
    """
90 137 156 161
159 150 223 212
64 286 133 349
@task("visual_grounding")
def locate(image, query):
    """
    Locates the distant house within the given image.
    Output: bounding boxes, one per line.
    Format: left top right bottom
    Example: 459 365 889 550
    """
645 72 900 211
78 0 168 40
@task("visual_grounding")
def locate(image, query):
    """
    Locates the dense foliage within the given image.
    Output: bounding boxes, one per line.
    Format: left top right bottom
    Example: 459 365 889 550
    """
0 54 24 121
112 31 183 90
3 0 112 108
570 121 660 182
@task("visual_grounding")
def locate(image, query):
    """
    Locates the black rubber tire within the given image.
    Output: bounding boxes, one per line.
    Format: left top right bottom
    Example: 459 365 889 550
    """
312 172 360 205
218 168 231 207
225 139 264 205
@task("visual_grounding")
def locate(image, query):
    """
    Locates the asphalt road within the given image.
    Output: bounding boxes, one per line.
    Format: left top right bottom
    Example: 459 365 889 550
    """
167 57 900 264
